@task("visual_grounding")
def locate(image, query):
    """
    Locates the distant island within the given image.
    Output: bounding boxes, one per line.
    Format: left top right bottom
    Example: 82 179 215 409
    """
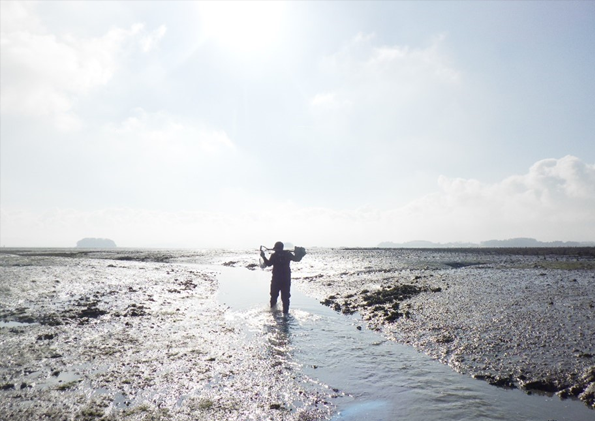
76 238 117 248
378 238 595 248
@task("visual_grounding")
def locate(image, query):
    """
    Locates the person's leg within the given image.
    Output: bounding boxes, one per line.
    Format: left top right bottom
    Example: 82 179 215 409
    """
270 278 280 307
280 279 291 314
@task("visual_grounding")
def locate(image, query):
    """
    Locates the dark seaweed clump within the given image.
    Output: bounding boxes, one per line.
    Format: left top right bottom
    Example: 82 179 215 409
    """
322 282 441 322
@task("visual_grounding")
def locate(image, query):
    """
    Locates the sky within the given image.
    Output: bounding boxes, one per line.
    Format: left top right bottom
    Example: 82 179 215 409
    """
1 1 594 249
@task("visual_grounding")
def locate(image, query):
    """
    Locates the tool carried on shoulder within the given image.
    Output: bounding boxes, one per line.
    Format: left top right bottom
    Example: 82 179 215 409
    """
259 244 307 269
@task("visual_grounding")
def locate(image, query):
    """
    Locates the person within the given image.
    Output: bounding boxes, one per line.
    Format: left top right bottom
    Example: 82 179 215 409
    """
260 242 305 314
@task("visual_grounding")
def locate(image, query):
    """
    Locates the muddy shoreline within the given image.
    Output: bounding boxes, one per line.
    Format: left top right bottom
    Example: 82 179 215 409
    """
1 247 594 419
297 248 595 409
0 250 333 420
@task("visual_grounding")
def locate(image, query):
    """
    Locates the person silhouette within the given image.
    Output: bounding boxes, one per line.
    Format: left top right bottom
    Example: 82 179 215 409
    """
260 242 305 314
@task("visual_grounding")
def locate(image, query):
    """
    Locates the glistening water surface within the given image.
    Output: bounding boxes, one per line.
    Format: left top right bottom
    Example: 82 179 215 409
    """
216 266 594 421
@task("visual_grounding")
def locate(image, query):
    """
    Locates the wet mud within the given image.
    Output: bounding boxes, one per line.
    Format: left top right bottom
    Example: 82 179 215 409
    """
1 247 594 419
0 250 332 420
296 248 595 409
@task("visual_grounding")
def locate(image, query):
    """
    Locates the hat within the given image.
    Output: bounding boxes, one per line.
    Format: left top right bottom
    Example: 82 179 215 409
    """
273 241 284 251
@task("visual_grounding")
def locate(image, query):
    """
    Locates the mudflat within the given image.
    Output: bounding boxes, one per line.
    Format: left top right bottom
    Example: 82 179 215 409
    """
0 249 332 421
1 247 594 420
298 248 595 409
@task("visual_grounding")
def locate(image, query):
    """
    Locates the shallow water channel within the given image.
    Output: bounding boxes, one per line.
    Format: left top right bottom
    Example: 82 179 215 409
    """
215 266 593 421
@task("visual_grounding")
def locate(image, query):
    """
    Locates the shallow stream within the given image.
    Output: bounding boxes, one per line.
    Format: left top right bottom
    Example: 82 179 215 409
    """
216 266 594 421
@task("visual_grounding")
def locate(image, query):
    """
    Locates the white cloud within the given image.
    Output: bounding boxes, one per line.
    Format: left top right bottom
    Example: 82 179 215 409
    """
0 2 43 33
397 155 595 242
87 108 241 202
310 92 353 110
140 24 167 53
106 108 235 158
308 31 463 163
3 156 593 248
313 32 460 111
99 108 236 183
435 155 595 214
0 2 166 131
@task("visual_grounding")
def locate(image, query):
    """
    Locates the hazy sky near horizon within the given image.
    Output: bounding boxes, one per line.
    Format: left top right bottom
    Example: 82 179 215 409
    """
1 1 594 248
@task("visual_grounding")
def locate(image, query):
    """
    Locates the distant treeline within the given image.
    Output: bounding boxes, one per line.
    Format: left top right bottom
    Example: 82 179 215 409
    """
378 237 595 249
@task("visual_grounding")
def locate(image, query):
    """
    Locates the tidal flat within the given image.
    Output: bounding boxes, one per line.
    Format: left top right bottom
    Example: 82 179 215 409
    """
0 247 594 420
0 249 332 421
294 248 595 409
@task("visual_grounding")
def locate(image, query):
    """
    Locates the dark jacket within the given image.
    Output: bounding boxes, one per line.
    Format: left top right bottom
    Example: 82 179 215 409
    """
265 250 298 281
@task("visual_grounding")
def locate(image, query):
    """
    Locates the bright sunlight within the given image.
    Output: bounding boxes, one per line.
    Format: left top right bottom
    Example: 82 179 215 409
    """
198 1 286 54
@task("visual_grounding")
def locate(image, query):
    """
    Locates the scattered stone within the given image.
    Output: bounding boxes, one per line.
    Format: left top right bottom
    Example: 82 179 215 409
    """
78 305 108 319
124 304 147 317
521 379 560 393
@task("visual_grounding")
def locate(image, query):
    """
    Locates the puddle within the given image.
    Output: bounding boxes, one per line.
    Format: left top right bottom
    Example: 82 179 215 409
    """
0 321 38 328
216 266 594 421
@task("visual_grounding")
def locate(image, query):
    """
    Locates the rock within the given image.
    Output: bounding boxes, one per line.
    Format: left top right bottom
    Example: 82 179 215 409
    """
78 305 107 319
521 379 559 393
435 334 455 344
321 298 334 306
489 376 516 389
578 382 595 408
124 304 147 317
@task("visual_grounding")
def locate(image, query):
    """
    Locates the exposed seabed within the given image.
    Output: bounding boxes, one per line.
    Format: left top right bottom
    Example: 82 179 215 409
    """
217 265 595 421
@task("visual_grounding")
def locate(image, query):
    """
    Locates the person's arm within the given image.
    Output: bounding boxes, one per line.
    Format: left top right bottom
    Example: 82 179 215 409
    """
261 250 274 267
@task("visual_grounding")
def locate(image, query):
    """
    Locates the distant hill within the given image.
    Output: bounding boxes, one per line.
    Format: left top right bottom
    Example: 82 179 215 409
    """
480 238 595 248
76 238 117 248
378 240 479 248
379 238 595 248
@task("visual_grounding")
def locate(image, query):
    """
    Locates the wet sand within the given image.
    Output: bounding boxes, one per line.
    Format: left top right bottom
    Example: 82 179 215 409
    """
1 247 594 420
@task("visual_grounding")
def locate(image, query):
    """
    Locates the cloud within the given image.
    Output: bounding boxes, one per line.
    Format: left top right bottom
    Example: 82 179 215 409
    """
434 155 595 216
0 2 43 33
311 32 460 117
396 155 595 242
106 108 235 159
0 2 166 131
140 24 167 53
91 108 239 198
2 156 593 247
306 31 465 180
310 92 353 110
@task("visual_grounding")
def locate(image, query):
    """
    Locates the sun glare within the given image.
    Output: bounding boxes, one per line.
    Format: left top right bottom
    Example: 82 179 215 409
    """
198 1 285 54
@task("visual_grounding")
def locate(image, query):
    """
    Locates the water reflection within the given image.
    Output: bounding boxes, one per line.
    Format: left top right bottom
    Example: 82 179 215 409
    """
265 311 292 364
